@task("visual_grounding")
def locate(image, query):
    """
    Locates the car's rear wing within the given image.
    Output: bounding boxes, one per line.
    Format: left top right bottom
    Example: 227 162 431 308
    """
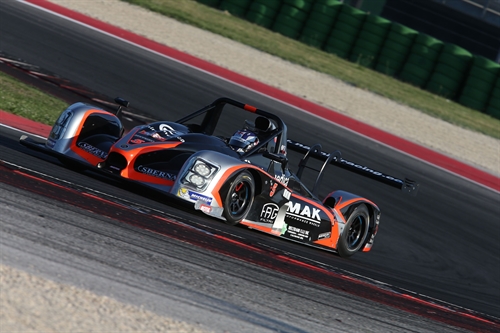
287 139 419 196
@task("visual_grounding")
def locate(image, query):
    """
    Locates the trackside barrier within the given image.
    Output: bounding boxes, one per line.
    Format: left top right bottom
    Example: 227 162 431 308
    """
195 0 500 119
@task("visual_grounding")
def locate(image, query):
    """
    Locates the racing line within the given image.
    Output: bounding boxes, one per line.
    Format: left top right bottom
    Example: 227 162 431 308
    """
6 0 500 193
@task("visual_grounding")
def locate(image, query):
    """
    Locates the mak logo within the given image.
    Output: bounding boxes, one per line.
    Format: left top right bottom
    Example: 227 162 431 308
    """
260 203 279 223
285 201 322 225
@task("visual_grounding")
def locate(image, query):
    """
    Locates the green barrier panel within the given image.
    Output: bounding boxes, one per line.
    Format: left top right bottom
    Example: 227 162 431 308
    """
246 11 275 28
472 55 500 71
324 38 352 58
314 0 341 5
312 2 342 16
339 3 366 18
414 33 443 51
298 0 340 48
219 0 252 17
197 0 221 7
224 0 252 5
356 29 386 45
299 29 328 49
326 24 358 44
324 4 366 58
404 54 436 71
348 14 390 68
433 63 467 81
457 56 500 112
303 19 334 35
350 39 382 66
485 88 500 118
467 56 500 84
329 19 361 36
462 76 497 93
364 14 391 25
306 9 339 26
484 77 500 118
425 42 473 99
359 21 390 36
247 3 279 16
272 21 301 39
374 22 417 76
399 71 427 87
253 0 282 10
279 4 309 21
459 95 489 111
485 107 500 119
283 0 314 12
460 85 491 102
399 33 443 87
426 72 462 98
375 55 402 76
432 43 472 79
299 28 330 48
271 0 314 39
400 63 433 80
245 1 281 28
274 13 306 29
410 44 441 59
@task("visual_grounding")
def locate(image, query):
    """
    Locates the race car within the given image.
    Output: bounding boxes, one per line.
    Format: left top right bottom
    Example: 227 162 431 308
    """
20 97 418 257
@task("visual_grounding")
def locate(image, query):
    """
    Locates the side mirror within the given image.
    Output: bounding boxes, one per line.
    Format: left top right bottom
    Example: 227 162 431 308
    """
263 151 288 170
114 97 130 117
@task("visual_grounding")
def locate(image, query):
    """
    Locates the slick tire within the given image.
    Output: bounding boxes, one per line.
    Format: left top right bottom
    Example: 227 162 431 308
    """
223 171 255 225
337 204 370 257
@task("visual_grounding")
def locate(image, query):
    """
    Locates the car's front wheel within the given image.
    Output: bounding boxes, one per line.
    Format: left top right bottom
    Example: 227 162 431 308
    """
222 171 255 225
337 204 370 258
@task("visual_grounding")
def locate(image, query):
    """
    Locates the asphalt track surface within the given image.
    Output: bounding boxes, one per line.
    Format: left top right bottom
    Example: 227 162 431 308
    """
1 0 499 331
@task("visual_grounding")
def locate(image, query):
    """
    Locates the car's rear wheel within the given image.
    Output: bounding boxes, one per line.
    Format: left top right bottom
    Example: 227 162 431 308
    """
222 171 255 225
337 204 370 258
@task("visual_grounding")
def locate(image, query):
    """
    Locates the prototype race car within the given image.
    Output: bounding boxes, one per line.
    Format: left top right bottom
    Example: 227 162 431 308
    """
20 97 418 257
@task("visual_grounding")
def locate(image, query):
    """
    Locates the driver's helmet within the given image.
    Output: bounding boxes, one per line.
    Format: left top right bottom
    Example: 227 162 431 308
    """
228 129 259 153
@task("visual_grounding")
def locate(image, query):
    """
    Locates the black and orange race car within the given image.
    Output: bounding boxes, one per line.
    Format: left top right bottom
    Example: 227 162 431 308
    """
20 97 418 257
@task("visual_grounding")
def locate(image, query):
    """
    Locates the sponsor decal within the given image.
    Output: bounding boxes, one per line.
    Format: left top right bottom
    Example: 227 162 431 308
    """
287 225 310 240
278 222 288 236
178 187 188 196
129 138 145 144
274 174 289 186
200 204 212 214
130 134 154 143
159 124 177 136
77 142 108 159
151 132 166 141
137 165 176 180
285 201 322 226
283 189 291 200
269 183 278 197
138 126 182 142
260 203 279 223
318 231 331 240
188 190 212 205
